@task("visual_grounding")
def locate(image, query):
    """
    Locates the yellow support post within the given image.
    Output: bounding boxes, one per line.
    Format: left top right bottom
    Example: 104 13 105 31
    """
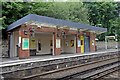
80 36 84 53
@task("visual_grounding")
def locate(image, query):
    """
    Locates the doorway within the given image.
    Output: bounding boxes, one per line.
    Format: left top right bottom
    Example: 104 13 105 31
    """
38 40 41 51
84 36 90 52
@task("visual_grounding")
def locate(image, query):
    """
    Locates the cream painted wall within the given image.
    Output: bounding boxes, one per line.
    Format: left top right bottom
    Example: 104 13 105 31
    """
11 31 19 57
10 32 14 57
61 35 76 53
14 31 19 57
35 33 53 55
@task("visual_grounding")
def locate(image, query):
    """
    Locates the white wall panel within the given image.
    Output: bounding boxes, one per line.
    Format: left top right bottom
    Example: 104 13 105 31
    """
35 33 52 55
62 35 76 53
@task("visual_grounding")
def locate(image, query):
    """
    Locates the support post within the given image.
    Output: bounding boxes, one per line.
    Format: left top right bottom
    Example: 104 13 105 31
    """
53 31 61 55
18 25 30 59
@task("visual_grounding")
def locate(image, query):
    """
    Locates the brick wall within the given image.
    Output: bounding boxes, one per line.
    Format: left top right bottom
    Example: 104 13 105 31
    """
6 24 98 58
18 25 30 58
90 32 96 52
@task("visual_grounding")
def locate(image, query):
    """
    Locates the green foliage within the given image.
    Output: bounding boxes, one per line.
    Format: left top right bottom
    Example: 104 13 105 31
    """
2 2 89 28
2 2 119 41
47 2 89 24
84 2 119 41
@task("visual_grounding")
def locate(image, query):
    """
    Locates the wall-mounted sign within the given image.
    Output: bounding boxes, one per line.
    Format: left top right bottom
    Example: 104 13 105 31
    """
56 39 61 48
19 36 21 43
30 38 36 49
65 41 69 47
70 40 74 47
77 40 81 47
22 38 29 50
18 36 21 47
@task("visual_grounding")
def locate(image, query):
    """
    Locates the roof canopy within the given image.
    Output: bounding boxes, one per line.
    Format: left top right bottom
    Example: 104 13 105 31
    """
7 14 107 34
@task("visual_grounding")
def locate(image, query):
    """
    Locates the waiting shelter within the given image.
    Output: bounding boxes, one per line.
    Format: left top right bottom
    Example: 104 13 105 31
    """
7 14 107 58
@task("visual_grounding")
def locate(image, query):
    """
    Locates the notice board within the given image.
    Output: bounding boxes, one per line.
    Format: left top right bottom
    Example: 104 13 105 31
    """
22 38 29 50
56 39 61 48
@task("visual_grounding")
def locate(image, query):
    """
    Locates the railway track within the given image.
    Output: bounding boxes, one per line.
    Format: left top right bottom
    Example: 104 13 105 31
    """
22 56 119 80
101 68 120 78
57 61 119 80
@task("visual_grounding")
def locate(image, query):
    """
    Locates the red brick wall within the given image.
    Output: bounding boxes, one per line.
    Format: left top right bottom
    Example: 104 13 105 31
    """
53 33 61 55
36 26 56 33
17 24 97 58
90 32 96 52
86 32 90 37
18 25 30 58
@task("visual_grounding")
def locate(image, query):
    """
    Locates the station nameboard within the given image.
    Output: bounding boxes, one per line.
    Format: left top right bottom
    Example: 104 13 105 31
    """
22 38 29 50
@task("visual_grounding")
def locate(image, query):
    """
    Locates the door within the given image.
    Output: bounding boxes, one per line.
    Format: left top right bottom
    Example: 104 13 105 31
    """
38 40 41 51
84 36 90 52
80 36 84 53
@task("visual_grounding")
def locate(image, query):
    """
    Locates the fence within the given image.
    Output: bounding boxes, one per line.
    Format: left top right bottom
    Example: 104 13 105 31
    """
96 41 118 51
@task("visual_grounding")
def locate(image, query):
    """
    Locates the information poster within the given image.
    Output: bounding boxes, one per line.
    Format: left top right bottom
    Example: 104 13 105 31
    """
22 38 29 50
70 40 74 47
18 36 21 47
56 39 61 48
65 41 69 47
77 40 81 47
30 38 36 49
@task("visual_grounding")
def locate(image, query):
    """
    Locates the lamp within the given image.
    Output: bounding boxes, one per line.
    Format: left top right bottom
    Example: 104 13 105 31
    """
23 30 28 35
29 27 35 37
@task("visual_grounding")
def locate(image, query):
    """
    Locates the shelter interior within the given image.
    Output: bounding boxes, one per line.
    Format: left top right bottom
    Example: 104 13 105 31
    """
8 24 96 58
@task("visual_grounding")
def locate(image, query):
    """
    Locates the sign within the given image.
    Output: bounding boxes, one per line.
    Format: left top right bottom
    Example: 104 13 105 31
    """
18 36 21 47
77 40 81 47
19 36 21 43
65 41 69 47
30 38 36 49
22 38 29 50
70 40 74 47
56 39 61 48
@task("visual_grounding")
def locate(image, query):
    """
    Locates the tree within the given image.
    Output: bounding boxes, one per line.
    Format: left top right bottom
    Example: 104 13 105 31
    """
2 2 89 29
2 2 89 39
84 2 119 41
48 2 89 24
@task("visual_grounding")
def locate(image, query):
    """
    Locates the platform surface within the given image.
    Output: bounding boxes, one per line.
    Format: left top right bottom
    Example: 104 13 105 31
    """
0 49 119 67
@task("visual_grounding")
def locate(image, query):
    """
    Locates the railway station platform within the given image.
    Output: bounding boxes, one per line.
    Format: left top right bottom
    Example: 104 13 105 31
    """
1 49 118 65
1 49 119 79
1 49 119 66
